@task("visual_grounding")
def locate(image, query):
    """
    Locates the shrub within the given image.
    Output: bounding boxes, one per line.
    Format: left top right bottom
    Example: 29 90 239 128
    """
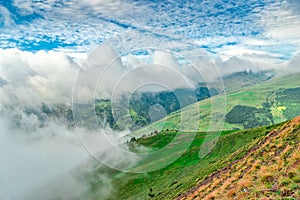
287 172 295 179
292 176 300 183
261 174 274 183
279 178 291 186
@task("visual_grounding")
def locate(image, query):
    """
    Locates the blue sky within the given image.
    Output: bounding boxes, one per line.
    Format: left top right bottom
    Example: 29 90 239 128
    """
0 0 300 61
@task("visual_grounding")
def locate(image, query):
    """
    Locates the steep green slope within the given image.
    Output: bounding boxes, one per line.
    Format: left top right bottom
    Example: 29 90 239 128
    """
135 73 300 135
83 123 285 200
180 116 300 200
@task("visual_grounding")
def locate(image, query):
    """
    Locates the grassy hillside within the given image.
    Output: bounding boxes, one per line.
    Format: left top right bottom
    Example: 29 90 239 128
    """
83 122 288 199
135 73 300 135
180 116 300 200
82 117 300 200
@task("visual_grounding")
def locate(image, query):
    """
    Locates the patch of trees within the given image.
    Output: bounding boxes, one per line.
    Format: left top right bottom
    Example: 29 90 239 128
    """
225 104 273 129
276 87 300 119
95 99 115 128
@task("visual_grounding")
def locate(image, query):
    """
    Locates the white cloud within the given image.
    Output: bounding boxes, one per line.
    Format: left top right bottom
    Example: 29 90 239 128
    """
0 5 14 27
0 44 289 108
80 0 146 17
0 111 135 200
215 55 256 76
0 48 79 106
257 1 300 43
286 52 300 72
214 44 289 75
0 118 87 199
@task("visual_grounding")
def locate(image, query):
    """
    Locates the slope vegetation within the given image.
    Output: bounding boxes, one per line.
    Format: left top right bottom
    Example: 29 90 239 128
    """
84 123 287 199
179 116 300 200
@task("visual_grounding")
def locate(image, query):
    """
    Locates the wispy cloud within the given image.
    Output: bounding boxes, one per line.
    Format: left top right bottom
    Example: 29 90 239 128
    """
0 0 299 76
0 5 14 27
258 1 300 42
1 0 298 59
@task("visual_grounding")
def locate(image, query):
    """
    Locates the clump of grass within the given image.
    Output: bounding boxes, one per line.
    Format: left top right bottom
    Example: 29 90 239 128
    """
253 160 261 169
238 177 252 188
259 167 274 183
206 191 218 200
280 188 293 197
291 183 300 190
292 176 300 183
287 171 295 179
226 189 236 198
279 178 291 186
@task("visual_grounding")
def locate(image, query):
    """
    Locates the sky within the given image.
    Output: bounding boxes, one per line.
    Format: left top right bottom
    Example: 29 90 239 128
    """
2 0 299 108
0 0 300 62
